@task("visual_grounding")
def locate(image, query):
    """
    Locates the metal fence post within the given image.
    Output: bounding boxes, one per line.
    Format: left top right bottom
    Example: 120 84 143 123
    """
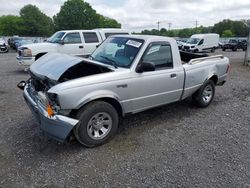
244 28 250 66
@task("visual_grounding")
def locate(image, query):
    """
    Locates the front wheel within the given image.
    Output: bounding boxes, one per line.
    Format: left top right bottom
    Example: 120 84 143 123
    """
74 101 119 147
192 80 215 107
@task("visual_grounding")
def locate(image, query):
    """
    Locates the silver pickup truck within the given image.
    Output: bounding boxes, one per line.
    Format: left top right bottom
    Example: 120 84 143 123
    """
18 35 230 147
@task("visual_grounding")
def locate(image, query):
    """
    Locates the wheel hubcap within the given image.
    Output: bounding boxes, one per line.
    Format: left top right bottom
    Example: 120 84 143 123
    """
87 112 112 140
202 85 213 103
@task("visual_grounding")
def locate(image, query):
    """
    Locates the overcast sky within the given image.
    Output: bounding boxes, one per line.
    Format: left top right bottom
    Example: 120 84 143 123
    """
0 0 250 31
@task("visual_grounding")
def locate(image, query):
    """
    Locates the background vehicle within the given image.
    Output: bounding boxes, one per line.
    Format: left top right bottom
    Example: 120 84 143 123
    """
0 38 9 53
9 36 22 50
222 39 247 51
19 35 229 147
182 33 219 52
14 39 37 51
16 28 131 66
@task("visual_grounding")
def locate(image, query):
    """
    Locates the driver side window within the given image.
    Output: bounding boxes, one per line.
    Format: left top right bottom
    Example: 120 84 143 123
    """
198 39 204 45
142 43 173 70
63 33 81 44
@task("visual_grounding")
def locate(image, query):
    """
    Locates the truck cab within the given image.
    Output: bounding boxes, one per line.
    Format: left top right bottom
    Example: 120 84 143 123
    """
16 29 130 66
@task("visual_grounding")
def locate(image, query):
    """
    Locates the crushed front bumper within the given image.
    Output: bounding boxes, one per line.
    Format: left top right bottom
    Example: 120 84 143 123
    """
23 84 79 142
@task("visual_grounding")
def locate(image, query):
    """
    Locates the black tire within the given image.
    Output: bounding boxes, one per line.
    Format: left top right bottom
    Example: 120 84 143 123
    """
232 48 237 51
222 48 225 51
194 49 199 53
74 101 119 147
192 80 215 108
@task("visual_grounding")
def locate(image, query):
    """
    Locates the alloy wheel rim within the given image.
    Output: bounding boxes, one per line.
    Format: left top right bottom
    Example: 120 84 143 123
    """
87 112 112 140
202 85 213 103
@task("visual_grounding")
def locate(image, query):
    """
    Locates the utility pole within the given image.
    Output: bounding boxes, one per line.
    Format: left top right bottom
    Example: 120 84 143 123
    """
244 27 250 66
195 20 198 28
167 23 172 31
157 21 160 31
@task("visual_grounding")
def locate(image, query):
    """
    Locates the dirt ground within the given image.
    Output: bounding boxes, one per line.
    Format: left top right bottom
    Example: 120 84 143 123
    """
0 50 250 187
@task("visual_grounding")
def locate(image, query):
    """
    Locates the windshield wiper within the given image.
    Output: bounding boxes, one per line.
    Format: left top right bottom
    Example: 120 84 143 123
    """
100 55 118 69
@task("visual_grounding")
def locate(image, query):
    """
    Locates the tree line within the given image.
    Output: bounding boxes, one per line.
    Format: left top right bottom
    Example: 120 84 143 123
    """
0 0 121 37
141 19 250 38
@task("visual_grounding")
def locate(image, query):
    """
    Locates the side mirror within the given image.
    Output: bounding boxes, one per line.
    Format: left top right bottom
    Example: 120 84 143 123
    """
58 40 64 45
136 61 155 73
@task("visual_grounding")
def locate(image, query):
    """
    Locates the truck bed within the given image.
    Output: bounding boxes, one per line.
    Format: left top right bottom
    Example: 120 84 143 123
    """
180 51 208 64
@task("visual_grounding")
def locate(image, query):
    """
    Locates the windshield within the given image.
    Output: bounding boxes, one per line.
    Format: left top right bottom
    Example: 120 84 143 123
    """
186 38 200 44
47 32 65 43
91 37 144 68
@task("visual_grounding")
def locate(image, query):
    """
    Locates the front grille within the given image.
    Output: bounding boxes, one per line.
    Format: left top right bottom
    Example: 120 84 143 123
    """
18 50 22 56
31 78 47 92
184 46 190 50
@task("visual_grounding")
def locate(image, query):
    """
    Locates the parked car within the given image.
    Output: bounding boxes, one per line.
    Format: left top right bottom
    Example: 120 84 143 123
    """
18 35 229 147
222 39 247 51
182 33 219 52
16 28 131 66
15 39 36 50
9 36 22 50
0 38 9 53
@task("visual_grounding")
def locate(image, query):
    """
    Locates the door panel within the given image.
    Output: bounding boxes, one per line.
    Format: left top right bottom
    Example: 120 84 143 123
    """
129 42 184 112
82 32 101 55
57 32 84 56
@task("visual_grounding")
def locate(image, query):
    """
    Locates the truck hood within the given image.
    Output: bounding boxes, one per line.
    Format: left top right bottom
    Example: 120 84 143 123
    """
29 53 113 81
20 42 56 52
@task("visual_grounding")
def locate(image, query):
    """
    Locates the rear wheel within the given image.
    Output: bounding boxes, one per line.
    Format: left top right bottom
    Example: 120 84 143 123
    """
222 48 225 51
74 101 119 147
232 47 237 51
192 80 215 107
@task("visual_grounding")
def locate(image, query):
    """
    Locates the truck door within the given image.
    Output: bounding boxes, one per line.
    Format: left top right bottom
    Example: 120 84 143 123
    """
82 32 101 55
130 42 184 112
57 32 84 56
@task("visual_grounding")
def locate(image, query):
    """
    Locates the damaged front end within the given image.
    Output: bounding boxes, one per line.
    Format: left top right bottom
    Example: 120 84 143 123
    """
19 53 114 142
19 77 79 142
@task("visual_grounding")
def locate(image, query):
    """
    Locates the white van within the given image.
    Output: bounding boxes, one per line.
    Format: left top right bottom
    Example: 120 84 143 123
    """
182 33 219 52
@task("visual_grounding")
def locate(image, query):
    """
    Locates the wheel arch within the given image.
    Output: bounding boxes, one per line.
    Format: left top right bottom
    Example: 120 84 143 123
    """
208 74 218 85
71 96 124 118
35 52 47 61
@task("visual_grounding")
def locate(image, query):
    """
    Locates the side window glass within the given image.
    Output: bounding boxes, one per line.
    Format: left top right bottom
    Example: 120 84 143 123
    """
63 33 81 44
198 39 204 45
142 43 173 70
83 32 99 43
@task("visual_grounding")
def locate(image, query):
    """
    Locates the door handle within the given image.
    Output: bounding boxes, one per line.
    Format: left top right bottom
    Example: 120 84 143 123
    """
170 73 177 78
79 46 83 48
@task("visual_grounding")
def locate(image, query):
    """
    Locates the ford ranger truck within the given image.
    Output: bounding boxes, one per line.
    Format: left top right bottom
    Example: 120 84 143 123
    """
18 35 230 147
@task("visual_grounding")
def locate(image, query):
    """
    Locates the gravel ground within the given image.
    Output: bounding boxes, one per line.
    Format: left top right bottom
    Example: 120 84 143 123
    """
0 50 250 187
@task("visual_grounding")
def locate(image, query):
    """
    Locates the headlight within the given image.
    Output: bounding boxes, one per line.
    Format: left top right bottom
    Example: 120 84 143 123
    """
23 49 32 57
47 92 60 107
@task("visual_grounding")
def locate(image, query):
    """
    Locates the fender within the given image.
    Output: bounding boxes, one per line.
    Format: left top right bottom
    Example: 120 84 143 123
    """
76 90 125 114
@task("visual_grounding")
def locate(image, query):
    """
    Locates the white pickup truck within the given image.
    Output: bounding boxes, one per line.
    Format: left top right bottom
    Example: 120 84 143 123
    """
19 35 230 147
16 29 130 66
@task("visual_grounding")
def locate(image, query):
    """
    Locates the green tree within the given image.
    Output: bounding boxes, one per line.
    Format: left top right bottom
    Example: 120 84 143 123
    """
222 30 234 37
54 0 100 30
0 15 23 36
20 5 54 36
98 15 121 28
212 19 248 37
